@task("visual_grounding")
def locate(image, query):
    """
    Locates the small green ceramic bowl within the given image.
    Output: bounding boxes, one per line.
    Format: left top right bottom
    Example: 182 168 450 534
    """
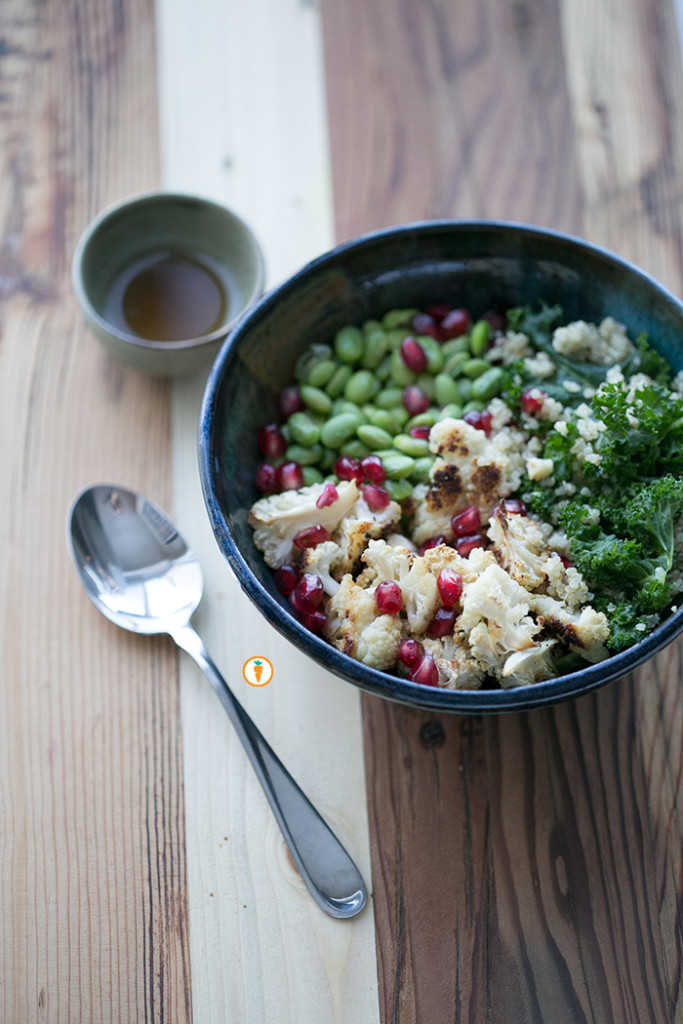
72 191 265 376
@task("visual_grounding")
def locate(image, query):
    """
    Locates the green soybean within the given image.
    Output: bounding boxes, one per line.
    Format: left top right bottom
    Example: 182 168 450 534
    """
375 353 393 382
441 336 470 357
470 319 492 356
405 410 437 429
434 372 462 406
416 335 444 374
456 377 473 402
368 408 403 434
288 412 321 447
307 358 337 388
382 308 418 330
362 318 383 335
295 343 332 381
382 452 416 479
462 399 486 413
385 327 411 349
410 457 434 484
462 357 491 379
375 386 404 409
302 466 324 486
360 328 387 369
285 442 323 465
471 366 507 402
437 402 464 421
320 412 361 449
393 433 431 458
390 348 416 387
356 423 394 450
340 438 371 459
443 350 470 377
334 325 364 363
384 478 414 502
416 372 436 399
300 384 333 415
325 364 353 398
344 369 379 404
319 447 337 472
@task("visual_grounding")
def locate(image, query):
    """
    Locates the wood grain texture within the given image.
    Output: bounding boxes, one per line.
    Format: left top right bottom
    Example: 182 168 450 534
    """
0 1 191 1021
321 0 683 1020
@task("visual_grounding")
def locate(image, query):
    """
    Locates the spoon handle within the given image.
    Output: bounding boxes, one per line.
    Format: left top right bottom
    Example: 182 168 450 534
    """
169 623 367 919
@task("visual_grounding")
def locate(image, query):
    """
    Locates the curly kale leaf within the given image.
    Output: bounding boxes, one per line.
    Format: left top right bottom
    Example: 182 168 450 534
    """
588 381 683 481
621 331 674 386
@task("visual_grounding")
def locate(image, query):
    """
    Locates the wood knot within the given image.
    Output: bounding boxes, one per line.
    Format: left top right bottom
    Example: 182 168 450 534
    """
419 720 446 749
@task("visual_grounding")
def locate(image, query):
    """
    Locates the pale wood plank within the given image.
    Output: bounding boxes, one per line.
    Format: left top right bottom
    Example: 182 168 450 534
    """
155 0 380 1020
0 0 191 1022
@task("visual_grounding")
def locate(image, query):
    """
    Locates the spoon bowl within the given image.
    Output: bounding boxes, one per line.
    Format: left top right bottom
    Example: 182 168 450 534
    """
68 483 367 919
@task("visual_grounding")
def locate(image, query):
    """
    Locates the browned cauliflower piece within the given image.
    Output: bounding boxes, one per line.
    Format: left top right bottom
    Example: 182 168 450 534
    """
324 574 402 670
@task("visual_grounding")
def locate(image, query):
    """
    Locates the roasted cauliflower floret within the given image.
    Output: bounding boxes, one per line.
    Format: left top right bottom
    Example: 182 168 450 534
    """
249 480 359 569
332 493 403 575
296 540 343 596
501 641 557 688
528 594 610 662
487 502 552 590
324 574 402 670
361 539 440 634
458 562 543 675
421 637 485 690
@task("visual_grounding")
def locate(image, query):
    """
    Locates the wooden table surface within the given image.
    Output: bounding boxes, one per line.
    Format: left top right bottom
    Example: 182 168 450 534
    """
3 0 683 1021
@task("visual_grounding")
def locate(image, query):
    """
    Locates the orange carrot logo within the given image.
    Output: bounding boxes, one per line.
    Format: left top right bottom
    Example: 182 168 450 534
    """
243 656 274 687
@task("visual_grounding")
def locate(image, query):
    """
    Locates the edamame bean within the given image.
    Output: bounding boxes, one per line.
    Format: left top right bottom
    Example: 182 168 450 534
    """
384 478 414 502
434 372 462 406
334 325 364 363
470 319 492 356
462 399 486 413
320 412 362 449
362 318 383 335
410 457 434 484
288 411 321 447
360 328 388 369
416 335 444 374
382 308 418 330
405 410 438 429
331 398 365 422
390 348 416 387
437 402 464 421
457 378 473 402
319 447 337 472
471 366 507 402
307 358 337 388
285 442 323 465
441 336 470 357
393 433 431 457
385 328 411 349
382 452 416 479
340 439 371 459
302 466 324 486
324 364 353 398
299 384 333 415
295 343 332 381
416 372 436 399
462 357 491 379
344 369 379 404
443 350 470 377
375 352 393 382
376 386 404 409
368 408 403 434
356 423 394 450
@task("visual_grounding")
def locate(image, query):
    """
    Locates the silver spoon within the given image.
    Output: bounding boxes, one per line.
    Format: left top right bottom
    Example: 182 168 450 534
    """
67 483 367 919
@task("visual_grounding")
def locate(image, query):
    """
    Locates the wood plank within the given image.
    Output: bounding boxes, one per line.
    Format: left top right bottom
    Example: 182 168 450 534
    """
155 0 380 1020
0 1 191 1021
321 0 683 1019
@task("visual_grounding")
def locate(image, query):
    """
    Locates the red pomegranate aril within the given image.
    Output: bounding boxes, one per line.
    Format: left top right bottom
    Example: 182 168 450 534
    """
521 388 546 415
456 533 487 557
359 454 386 484
437 568 463 606
409 653 439 686
375 580 403 614
400 336 428 372
482 309 506 333
300 607 327 633
439 308 469 339
403 385 431 417
273 563 299 596
409 425 431 441
451 504 481 537
426 303 452 323
427 606 457 639
254 462 280 493
316 482 339 508
363 483 391 511
257 422 287 458
293 572 324 610
560 555 574 569
334 454 363 482
462 409 493 436
503 498 528 516
411 312 440 339
398 638 425 668
279 384 305 418
417 534 447 556
278 460 305 491
293 525 330 549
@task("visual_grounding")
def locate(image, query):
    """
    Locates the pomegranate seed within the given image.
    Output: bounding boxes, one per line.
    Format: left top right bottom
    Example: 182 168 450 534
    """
427 606 457 639
560 555 573 568
456 533 487 557
409 425 431 441
409 653 439 686
411 312 440 339
403 385 431 417
375 580 403 614
316 482 339 508
280 384 305 418
359 454 386 484
293 525 330 549
521 388 546 415
451 505 480 537
363 483 391 510
334 454 363 482
426 303 453 322
462 409 493 436
254 462 279 493
398 639 425 668
439 308 469 339
257 422 286 458
299 607 327 633
503 498 527 516
400 336 428 373
278 460 304 490
437 568 463 606
417 534 447 556
274 563 299 596
482 310 506 333
293 573 324 610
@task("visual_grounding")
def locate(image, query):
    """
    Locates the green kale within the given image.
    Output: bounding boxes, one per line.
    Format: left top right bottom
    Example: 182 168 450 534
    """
621 331 674 386
588 381 683 481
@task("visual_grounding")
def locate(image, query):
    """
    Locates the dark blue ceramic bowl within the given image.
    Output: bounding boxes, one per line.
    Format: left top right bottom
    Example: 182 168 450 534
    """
199 220 683 712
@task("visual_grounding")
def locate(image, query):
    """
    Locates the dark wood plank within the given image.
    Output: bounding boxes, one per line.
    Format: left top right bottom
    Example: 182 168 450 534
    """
321 0 683 1019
